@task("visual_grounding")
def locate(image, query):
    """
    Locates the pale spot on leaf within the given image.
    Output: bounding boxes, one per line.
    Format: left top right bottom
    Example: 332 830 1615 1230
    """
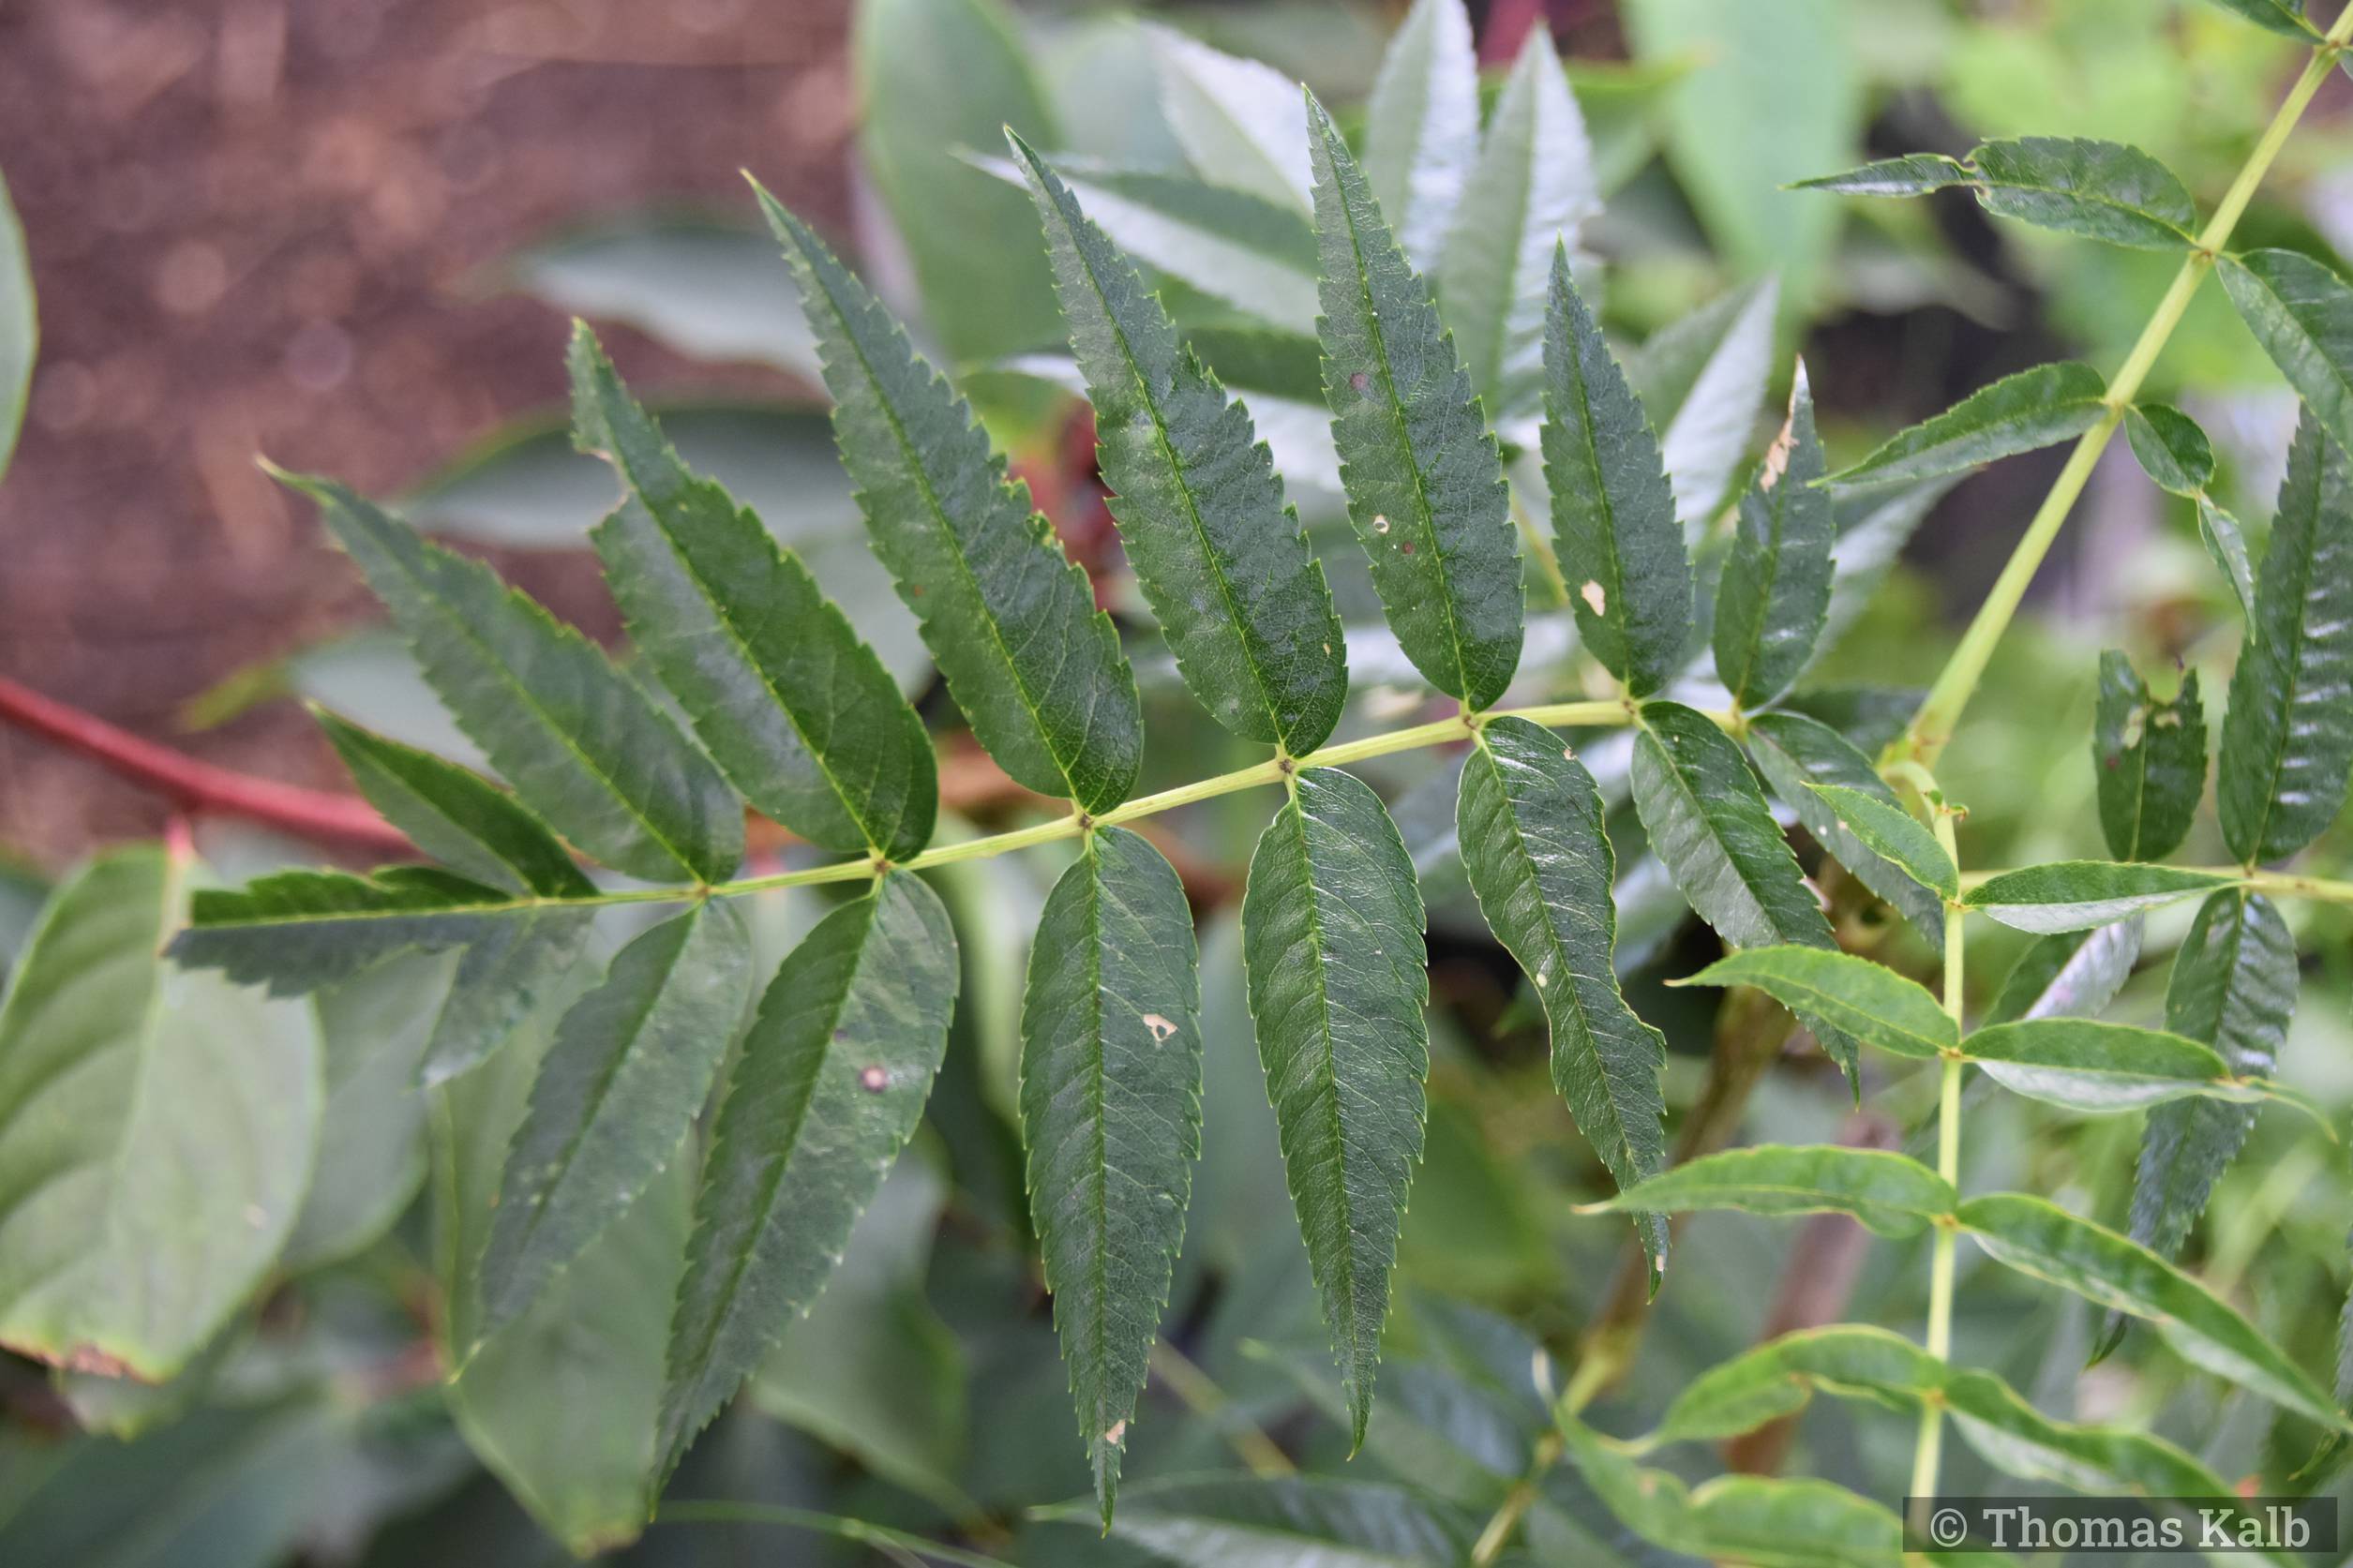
859 1065 889 1092
1373 515 1390 534
1142 1013 1177 1043
1104 1420 1128 1445
1579 579 1607 616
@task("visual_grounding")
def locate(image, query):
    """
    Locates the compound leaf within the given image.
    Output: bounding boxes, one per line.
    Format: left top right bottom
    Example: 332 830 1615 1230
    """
1803 137 2196 250
1309 91 1523 710
1830 363 2107 487
2094 651 2207 862
1242 767 1429 1448
1713 365 1834 709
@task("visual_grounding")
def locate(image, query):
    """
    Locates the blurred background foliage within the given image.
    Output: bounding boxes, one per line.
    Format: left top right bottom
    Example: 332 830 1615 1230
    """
5 0 2353 1563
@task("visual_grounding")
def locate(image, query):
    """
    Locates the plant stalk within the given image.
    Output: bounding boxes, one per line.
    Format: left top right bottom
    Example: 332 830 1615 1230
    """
1907 802 1967 1551
1892 19 2353 770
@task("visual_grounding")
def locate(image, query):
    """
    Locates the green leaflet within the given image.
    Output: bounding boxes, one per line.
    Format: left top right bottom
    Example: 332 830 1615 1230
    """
2220 251 2353 457
1308 92 1524 711
1962 1018 2284 1115
279 469 742 884
1678 947 1956 1060
2218 407 2353 864
1018 828 1202 1523
1591 1144 1957 1238
1712 366 1834 709
1241 767 1430 1448
2199 0 2316 36
1805 784 1957 902
1982 918 2143 1026
1541 250 1690 697
1558 1410 1899 1568
1085 1475 1477 1567
1830 362 2108 486
0 848 321 1381
1649 1325 2241 1500
317 710 592 899
1439 30 1598 420
1628 278 1780 537
282 953 441 1271
1800 137 2196 249
571 328 938 862
658 874 958 1480
1744 711 1945 951
1014 138 1350 755
1964 861 2235 934
1457 718 1669 1279
419 907 596 1087
2123 404 2215 497
172 866 518 993
764 193 1144 813
2198 496 2259 629
0 167 30 483
1153 27 1312 214
1958 1193 2351 1433
476 900 752 1341
2093 651 2206 863
1363 0 1479 270
2129 891 2296 1263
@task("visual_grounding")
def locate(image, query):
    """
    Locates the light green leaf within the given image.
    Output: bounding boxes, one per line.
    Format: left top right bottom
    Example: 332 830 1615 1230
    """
1964 861 2235 934
2197 495 2259 629
1541 251 1690 698
1744 711 1945 951
278 469 742 883
1154 25 1312 213
1958 1193 2351 1433
855 0 1063 364
1592 1143 1957 1238
477 899 751 1340
1364 0 1479 269
2123 404 2215 497
1805 784 1957 902
2218 406 2353 864
1793 153 1973 198
1631 279 1780 538
1679 946 1956 1061
1015 138 1350 754
658 874 958 1479
2221 250 2353 458
0 166 31 483
1440 30 1598 420
766 194 1145 812
2094 650 2206 863
1805 138 2196 250
1982 919 2143 1027
1962 1018 2273 1114
0 848 321 1381
1833 362 2109 486
1459 718 1669 1277
1020 827 1202 1521
1242 766 1429 1447
1713 366 1834 709
571 327 937 862
507 217 818 378
315 709 592 899
1309 93 1523 710
1083 1474 1476 1567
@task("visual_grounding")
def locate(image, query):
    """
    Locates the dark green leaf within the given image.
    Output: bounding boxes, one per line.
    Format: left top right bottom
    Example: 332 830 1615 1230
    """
1744 710 1945 950
2198 0 2317 36
765 194 1144 812
1962 1018 2272 1114
1830 363 2108 486
1541 251 1690 697
572 331 937 862
1015 138 1350 754
1241 766 1430 1447
172 866 525 993
1459 717 1669 1277
2123 405 2215 497
1958 1193 2350 1432
1713 366 1834 709
1804 138 2196 249
658 874 958 1478
1591 1144 1956 1237
2094 650 2207 862
420 906 596 1086
0 167 30 483
1981 919 2143 1027
1792 153 1971 198
1086 1475 1476 1567
1680 946 1956 1060
1308 92 1523 710
1439 30 1599 419
316 709 592 898
477 900 751 1340
0 848 321 1381
1964 861 2235 933
2218 407 2353 863
2198 496 2259 628
1020 828 1202 1521
1363 0 1479 268
278 469 742 883
2221 250 2353 457
1805 784 1957 902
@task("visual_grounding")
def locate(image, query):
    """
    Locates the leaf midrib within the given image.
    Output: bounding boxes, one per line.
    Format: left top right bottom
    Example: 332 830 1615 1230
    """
1284 787 1363 1357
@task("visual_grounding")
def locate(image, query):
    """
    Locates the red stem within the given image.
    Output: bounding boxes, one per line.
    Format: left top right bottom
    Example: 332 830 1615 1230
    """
0 675 413 856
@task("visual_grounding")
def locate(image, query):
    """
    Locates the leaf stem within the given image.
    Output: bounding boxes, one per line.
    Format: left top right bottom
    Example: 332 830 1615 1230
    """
1470 1429 1565 1565
1891 17 2353 770
1146 1339 1296 1478
1908 801 1966 1548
